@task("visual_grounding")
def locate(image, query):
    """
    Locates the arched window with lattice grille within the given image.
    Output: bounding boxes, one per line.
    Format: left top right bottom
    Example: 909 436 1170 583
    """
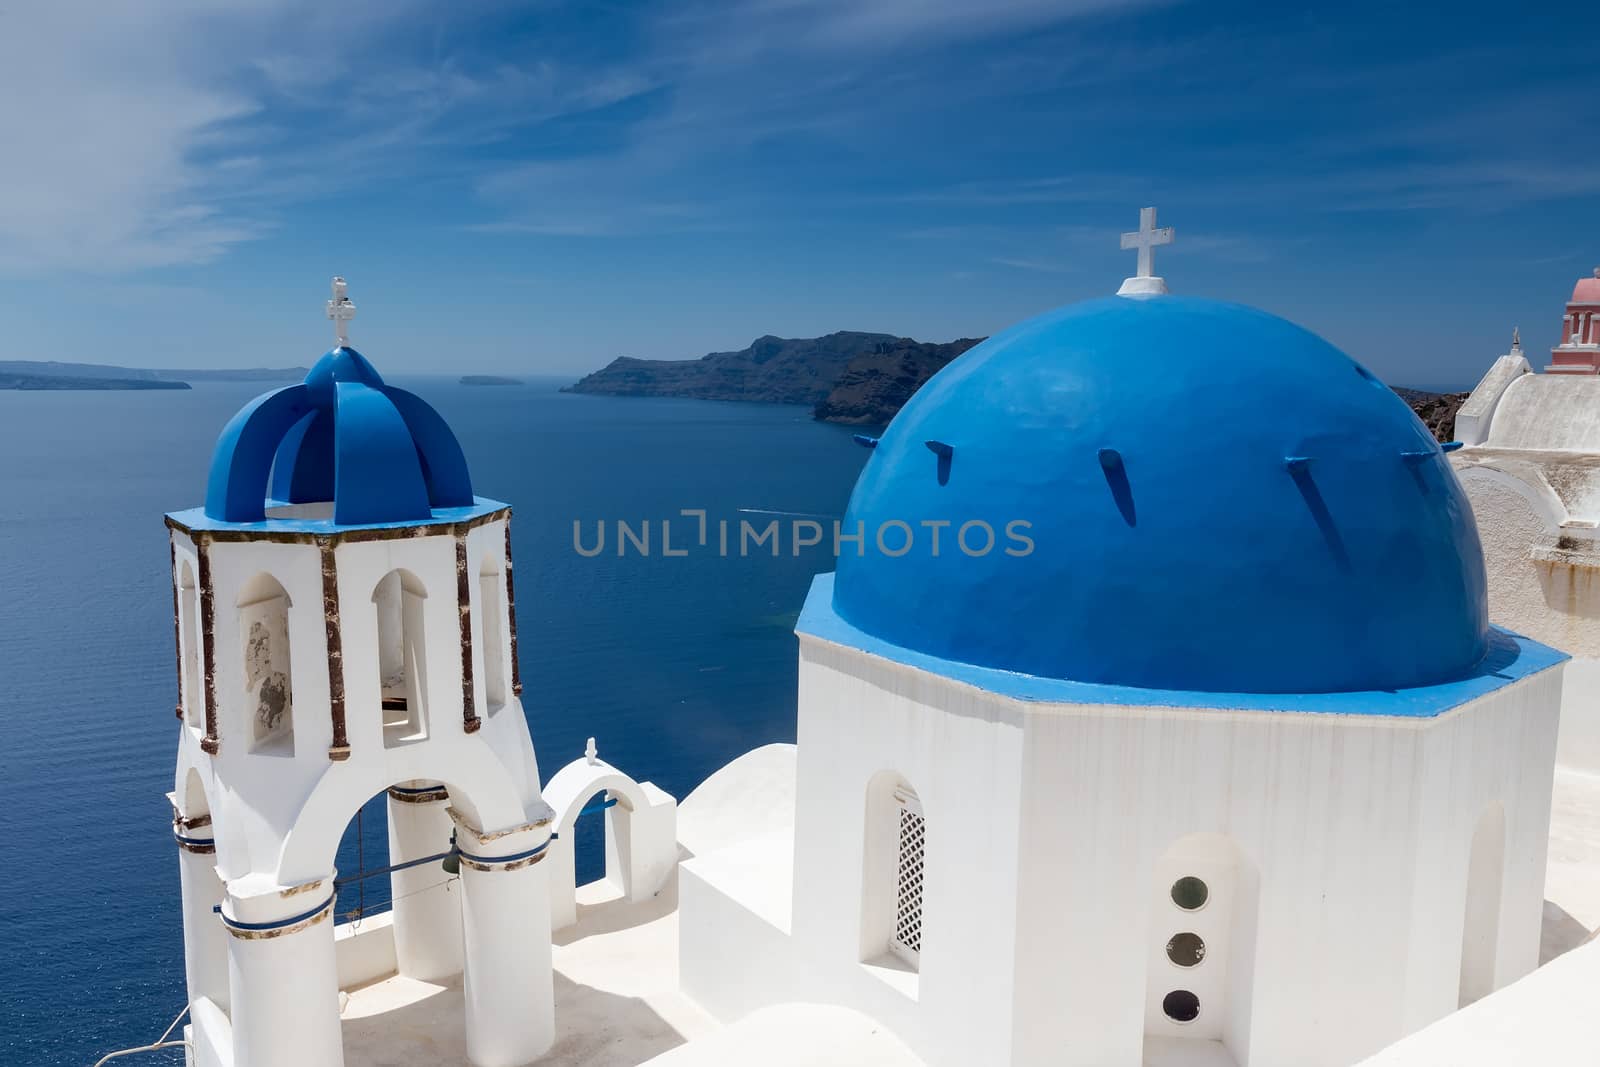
888 785 925 966
860 772 925 989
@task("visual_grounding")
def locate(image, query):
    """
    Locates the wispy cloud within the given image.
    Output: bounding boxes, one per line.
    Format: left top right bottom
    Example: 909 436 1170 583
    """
0 3 261 271
6 0 1598 283
658 0 1165 58
0 1 664 272
990 256 1075 273
466 0 1167 238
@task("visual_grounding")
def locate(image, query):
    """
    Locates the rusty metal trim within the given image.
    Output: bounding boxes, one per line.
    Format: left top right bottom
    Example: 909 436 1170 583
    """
196 535 220 755
218 897 333 940
458 849 548 873
456 533 480 734
446 805 553 844
503 514 523 697
172 810 213 832
319 538 349 760
174 832 216 855
165 508 509 543
387 784 450 804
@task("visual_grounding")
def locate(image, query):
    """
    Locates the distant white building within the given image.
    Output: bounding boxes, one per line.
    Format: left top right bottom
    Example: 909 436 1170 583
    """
1452 269 1600 772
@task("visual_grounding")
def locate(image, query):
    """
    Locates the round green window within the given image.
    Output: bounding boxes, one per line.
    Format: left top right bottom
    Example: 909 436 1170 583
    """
1166 932 1206 968
1163 989 1200 1023
1170 876 1208 911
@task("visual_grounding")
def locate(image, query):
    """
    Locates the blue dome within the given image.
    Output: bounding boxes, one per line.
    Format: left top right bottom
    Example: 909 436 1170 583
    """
204 347 474 526
832 295 1489 694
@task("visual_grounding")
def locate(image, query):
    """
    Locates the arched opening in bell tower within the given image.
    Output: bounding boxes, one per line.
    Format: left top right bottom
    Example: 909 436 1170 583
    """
179 560 202 732
478 554 507 713
373 569 430 746
238 573 294 754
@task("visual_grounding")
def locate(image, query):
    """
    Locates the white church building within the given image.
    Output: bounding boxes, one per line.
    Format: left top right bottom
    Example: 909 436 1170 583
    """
157 235 1598 1067
1451 269 1600 773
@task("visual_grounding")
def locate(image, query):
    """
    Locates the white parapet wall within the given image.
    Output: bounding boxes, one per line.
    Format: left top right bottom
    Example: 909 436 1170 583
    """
334 911 399 991
678 745 802 1023
1358 935 1600 1065
187 996 233 1067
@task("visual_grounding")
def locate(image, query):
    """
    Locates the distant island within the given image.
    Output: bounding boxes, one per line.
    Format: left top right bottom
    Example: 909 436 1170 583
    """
461 375 523 386
0 360 306 391
0 371 189 391
567 333 1469 439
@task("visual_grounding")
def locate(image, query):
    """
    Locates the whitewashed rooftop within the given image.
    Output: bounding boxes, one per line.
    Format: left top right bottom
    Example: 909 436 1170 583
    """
334 755 1600 1067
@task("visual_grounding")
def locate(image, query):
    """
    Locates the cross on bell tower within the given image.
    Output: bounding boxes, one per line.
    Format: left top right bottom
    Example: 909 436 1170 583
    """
327 276 356 348
1117 206 1175 297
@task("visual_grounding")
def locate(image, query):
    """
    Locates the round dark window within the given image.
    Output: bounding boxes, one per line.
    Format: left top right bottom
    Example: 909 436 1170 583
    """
1166 932 1206 968
1163 989 1200 1023
1170 876 1209 911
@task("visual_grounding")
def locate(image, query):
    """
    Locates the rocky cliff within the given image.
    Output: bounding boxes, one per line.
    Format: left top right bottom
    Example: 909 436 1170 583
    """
1393 388 1469 442
812 337 985 425
567 333 1467 441
565 331 901 405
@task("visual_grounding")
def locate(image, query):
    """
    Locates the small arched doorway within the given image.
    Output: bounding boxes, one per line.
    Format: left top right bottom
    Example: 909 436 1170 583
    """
1459 802 1506 1006
327 783 464 984
543 754 679 931
1143 833 1260 1063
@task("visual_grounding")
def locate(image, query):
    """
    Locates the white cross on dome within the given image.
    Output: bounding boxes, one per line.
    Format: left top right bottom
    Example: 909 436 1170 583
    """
1116 206 1174 297
327 276 356 347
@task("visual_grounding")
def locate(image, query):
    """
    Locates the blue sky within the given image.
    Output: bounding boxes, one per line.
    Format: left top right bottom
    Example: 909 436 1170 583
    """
1 0 1596 387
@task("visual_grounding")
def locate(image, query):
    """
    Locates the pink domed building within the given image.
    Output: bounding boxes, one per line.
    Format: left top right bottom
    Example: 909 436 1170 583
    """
1545 268 1600 374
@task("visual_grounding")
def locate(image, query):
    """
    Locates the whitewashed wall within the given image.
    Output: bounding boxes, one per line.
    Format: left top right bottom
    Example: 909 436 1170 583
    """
169 514 558 1067
1010 663 1560 1067
681 635 1563 1067
172 516 549 891
1454 464 1600 771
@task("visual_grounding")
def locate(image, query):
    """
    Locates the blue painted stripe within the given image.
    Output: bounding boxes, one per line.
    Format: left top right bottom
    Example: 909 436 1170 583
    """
213 895 333 932
798 573 1567 718
576 796 618 818
456 838 551 867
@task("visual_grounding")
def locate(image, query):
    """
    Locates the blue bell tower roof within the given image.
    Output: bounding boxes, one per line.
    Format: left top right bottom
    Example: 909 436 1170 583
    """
201 345 478 527
821 294 1505 697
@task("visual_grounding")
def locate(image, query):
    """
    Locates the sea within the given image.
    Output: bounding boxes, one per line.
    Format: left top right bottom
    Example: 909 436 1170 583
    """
0 378 868 1066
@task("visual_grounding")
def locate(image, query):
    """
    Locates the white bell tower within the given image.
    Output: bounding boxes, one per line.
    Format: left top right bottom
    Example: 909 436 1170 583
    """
166 279 555 1067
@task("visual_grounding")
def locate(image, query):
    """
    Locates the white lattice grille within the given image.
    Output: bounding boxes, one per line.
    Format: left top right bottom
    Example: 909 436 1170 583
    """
890 797 926 965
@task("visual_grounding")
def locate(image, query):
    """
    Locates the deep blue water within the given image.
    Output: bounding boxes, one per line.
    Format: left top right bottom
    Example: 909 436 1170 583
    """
0 378 866 1066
